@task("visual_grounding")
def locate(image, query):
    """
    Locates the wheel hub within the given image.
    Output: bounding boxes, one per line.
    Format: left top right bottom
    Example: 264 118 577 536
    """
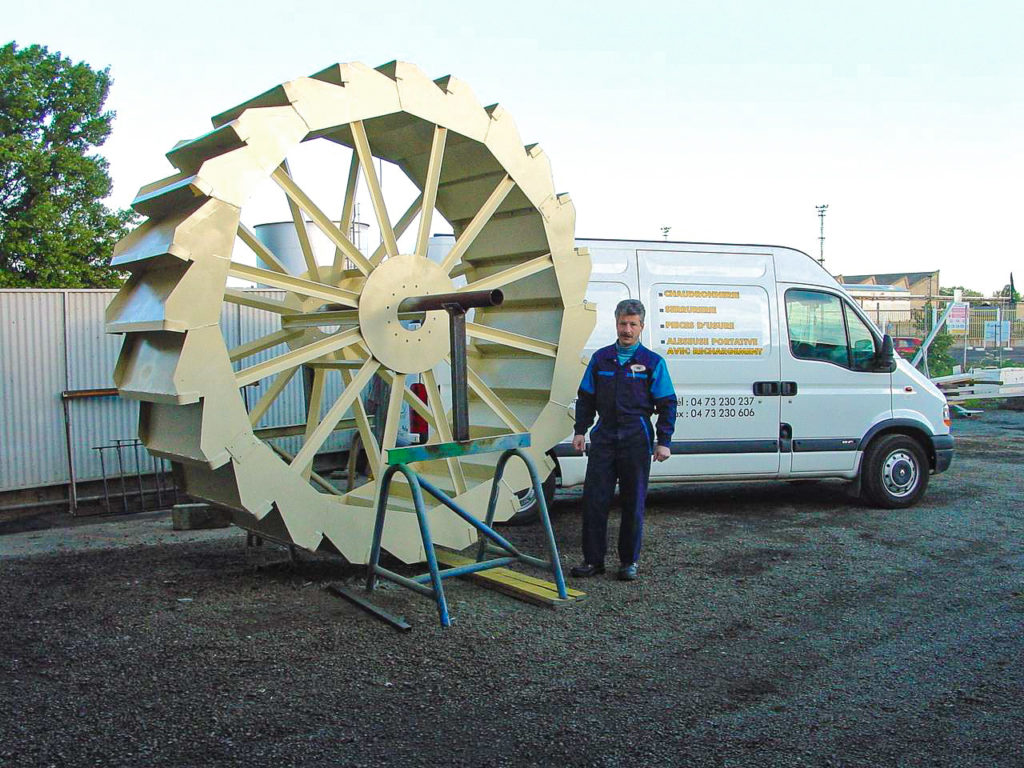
357 254 452 374
883 451 917 496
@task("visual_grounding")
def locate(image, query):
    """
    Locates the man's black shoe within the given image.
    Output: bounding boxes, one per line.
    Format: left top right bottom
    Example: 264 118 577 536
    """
618 563 638 581
570 563 605 577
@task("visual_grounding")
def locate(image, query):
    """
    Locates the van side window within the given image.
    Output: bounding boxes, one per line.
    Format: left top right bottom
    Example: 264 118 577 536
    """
785 289 878 370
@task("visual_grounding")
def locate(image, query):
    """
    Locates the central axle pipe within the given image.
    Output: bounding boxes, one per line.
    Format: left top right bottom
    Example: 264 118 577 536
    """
397 289 504 442
396 289 503 315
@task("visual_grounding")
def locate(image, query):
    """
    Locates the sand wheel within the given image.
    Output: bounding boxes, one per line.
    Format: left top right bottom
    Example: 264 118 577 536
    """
105 61 594 564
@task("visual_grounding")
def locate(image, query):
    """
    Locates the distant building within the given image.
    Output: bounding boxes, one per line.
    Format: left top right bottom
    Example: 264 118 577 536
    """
835 270 940 310
842 283 912 313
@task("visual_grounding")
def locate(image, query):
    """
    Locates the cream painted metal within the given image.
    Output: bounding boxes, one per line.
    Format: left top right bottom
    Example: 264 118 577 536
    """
106 61 594 564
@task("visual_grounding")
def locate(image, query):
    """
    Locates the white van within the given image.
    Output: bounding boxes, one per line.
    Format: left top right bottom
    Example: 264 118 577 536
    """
551 238 953 510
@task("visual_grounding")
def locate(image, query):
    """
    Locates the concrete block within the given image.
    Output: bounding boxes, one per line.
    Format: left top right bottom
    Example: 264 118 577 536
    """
171 503 231 530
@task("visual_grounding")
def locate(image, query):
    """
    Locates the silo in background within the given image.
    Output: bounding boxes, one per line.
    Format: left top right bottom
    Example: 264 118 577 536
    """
252 216 371 274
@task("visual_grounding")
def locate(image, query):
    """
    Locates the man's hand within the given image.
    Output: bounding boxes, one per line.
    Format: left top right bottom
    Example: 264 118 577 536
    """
572 434 586 453
653 445 671 462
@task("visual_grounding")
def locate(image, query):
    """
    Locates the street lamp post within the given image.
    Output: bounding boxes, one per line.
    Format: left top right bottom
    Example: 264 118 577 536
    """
816 204 828 267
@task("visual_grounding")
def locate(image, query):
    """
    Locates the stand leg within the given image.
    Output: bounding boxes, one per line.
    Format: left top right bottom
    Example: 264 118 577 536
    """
405 466 450 627
366 464 401 592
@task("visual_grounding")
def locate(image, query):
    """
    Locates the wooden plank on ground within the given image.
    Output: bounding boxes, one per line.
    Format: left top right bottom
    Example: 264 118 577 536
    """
435 550 586 609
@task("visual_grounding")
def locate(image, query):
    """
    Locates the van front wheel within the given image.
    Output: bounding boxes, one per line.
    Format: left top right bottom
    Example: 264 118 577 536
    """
861 434 929 509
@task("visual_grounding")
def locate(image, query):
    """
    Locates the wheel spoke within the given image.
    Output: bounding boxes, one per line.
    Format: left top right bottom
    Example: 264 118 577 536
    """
237 223 289 274
464 361 529 432
280 309 359 329
277 160 321 281
379 372 407 459
303 368 327 439
466 322 557 358
350 120 398 260
298 368 328 479
415 125 447 259
235 327 363 387
268 442 342 495
375 369 437 431
439 174 516 274
333 151 361 271
228 262 359 308
271 163 374 276
341 367 381 480
456 253 554 293
224 288 293 315
254 418 358 440
229 328 305 363
422 368 467 494
248 368 298 426
291 357 380 475
369 193 424 267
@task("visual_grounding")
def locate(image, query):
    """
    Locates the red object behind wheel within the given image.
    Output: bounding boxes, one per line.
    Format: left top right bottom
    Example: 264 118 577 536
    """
410 382 429 443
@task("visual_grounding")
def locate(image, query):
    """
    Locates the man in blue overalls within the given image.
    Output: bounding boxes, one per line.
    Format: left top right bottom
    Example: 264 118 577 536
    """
570 299 676 580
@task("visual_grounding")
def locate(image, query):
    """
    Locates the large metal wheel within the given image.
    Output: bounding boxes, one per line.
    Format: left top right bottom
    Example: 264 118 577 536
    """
106 61 594 563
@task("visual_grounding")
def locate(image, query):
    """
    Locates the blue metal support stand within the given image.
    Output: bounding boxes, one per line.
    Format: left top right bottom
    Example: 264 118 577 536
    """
365 434 567 628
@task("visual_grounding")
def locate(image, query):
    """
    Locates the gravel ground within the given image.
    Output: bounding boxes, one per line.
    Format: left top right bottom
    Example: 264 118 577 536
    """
1 408 1022 767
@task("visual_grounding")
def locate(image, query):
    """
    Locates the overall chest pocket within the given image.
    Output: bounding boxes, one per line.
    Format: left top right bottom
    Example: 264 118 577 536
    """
622 370 650 401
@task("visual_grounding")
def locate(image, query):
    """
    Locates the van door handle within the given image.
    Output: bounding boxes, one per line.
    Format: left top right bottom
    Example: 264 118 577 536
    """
753 381 780 396
780 381 798 396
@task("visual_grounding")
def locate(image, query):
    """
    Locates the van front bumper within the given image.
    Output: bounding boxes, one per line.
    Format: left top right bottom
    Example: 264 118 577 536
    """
932 434 954 474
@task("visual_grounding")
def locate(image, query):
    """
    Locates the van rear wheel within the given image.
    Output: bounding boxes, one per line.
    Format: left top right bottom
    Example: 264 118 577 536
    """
861 434 929 509
506 471 557 526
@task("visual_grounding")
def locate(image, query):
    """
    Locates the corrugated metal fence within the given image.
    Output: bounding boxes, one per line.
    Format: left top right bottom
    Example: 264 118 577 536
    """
0 289 348 495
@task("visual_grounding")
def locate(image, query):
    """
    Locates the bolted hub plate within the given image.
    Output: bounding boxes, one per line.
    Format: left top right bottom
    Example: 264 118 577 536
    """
357 254 453 374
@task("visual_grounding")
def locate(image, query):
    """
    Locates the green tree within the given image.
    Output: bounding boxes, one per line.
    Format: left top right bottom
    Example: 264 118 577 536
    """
0 42 134 287
926 331 955 377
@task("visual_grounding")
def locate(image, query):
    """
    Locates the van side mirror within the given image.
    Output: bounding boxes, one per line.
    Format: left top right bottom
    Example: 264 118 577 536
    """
877 334 896 372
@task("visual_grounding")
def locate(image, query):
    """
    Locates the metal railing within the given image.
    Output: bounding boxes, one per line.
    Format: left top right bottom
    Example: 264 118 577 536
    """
90 438 179 516
855 301 1021 351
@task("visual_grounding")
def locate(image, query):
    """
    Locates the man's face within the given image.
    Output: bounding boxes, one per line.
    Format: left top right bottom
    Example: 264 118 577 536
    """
616 313 644 346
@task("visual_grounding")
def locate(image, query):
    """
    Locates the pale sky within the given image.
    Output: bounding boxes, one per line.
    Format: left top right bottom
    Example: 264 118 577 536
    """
7 0 1022 294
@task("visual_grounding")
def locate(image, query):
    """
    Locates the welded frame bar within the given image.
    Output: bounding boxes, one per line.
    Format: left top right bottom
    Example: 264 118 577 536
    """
62 388 119 515
63 397 78 514
477 448 567 599
326 583 411 632
94 447 111 515
114 443 128 513
366 462 451 626
448 306 470 442
365 444 567 627
412 556 517 584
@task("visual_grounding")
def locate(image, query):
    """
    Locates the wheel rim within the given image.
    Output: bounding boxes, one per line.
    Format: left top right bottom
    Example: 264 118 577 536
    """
106 61 594 563
881 449 919 498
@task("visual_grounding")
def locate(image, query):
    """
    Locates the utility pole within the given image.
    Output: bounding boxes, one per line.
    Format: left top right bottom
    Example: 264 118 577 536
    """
660 226 671 240
815 204 828 267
